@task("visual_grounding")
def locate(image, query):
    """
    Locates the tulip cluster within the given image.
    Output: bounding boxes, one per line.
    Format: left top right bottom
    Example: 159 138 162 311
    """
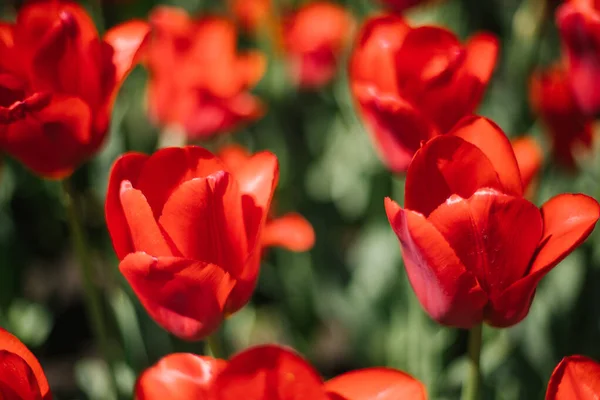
2 0 600 399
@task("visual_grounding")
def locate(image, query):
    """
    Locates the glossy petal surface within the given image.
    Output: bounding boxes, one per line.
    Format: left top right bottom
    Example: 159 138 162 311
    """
546 355 600 400
325 368 427 400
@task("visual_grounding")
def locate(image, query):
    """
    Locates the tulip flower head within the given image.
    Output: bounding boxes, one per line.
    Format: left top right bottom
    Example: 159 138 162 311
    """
217 144 315 253
283 2 355 88
135 345 427 400
145 7 266 139
0 0 149 178
229 0 273 32
105 146 279 340
349 14 498 173
546 355 600 400
557 0 600 116
385 116 600 328
0 328 51 400
530 64 593 169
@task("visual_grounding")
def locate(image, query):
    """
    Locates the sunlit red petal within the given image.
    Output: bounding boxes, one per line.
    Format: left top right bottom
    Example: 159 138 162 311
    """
158 171 248 277
546 355 600 400
105 152 149 260
512 137 543 192
385 198 488 328
136 353 227 400
489 194 600 327
325 368 427 400
404 135 503 216
120 252 236 340
212 345 329 400
103 20 150 89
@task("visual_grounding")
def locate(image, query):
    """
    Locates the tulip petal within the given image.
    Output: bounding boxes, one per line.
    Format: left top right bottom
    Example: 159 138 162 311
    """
135 146 225 217
325 368 427 400
404 135 503 216
105 153 148 260
223 251 262 315
234 150 279 257
490 194 599 327
0 95 92 179
385 198 488 328
546 355 600 400
158 171 248 277
354 84 437 173
0 351 43 400
119 181 174 257
450 116 523 196
103 20 150 89
120 252 235 340
212 345 329 400
136 353 227 400
428 189 542 298
512 137 543 192
462 32 499 86
0 328 50 400
262 213 316 252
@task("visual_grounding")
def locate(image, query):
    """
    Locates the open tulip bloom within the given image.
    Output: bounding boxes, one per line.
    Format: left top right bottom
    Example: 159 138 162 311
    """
105 146 279 340
0 0 149 178
385 116 600 328
0 328 51 400
135 344 427 400
546 355 600 399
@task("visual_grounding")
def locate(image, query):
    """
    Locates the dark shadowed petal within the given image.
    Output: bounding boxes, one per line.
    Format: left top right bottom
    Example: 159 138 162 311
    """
135 353 227 400
546 355 600 400
385 198 488 328
404 135 502 216
488 194 600 327
325 368 427 400
120 253 236 341
212 345 329 400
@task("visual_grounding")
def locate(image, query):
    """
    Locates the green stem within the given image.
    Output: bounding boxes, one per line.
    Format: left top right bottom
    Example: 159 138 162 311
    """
205 333 223 359
61 180 113 368
461 324 483 400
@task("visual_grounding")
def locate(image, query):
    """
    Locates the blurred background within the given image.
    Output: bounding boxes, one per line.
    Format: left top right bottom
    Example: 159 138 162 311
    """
1 0 600 399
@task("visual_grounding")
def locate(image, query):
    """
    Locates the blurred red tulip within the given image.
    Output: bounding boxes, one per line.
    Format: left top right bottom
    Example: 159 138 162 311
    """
229 0 272 32
349 14 498 172
283 2 354 88
217 144 315 253
0 0 148 178
146 7 266 139
0 328 51 400
557 0 600 116
377 0 441 13
385 116 600 328
136 345 427 400
105 146 279 340
530 64 593 169
546 355 600 400
512 136 544 194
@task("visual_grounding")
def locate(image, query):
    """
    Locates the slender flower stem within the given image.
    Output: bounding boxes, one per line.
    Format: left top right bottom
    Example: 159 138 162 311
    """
205 333 223 359
461 324 483 400
61 180 113 367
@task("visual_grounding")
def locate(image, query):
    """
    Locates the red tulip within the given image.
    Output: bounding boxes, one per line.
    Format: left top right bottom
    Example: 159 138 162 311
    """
229 0 273 32
217 144 315 253
511 136 543 194
135 345 427 400
385 115 600 328
349 14 498 172
546 355 600 399
146 7 266 139
105 146 279 340
557 0 600 116
0 0 148 178
283 2 354 88
0 328 51 400
530 64 593 169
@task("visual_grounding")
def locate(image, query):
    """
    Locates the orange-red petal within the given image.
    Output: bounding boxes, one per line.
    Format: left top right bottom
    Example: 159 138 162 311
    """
136 353 227 400
120 252 236 340
512 136 543 192
325 367 427 400
262 213 315 252
212 345 329 400
546 355 600 400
